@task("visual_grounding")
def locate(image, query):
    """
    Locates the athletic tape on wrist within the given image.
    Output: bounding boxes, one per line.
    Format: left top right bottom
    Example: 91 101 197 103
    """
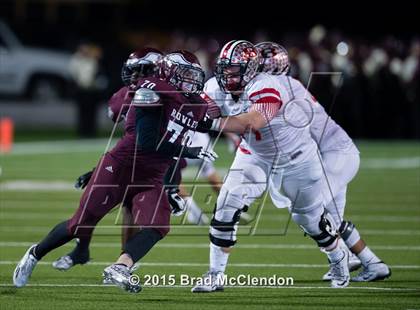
210 118 222 131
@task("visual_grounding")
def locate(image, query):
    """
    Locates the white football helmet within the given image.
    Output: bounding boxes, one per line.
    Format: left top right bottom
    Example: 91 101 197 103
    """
215 40 260 93
255 42 290 75
159 50 205 94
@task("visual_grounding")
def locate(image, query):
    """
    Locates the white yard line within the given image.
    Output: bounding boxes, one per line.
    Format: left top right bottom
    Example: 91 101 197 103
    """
1 210 419 224
0 260 419 269
1 242 419 251
1 226 419 236
0 283 418 291
0 181 75 191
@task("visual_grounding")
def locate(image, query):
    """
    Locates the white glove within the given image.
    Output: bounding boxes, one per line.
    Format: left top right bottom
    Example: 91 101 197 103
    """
186 146 218 163
196 148 218 163
167 188 187 216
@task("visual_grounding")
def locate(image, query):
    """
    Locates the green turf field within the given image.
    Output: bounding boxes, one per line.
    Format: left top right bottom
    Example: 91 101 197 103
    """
0 140 419 309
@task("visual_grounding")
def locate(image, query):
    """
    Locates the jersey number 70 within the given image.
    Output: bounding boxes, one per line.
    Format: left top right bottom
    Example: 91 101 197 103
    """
166 120 194 146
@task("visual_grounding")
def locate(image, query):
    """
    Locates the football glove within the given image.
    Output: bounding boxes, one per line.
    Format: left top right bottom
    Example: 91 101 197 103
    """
166 188 186 216
74 169 94 190
184 146 218 163
197 115 222 132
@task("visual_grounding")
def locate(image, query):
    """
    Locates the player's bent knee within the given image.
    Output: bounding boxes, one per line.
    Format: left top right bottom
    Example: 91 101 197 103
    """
209 204 248 248
211 206 244 232
216 186 245 210
293 210 338 248
67 210 100 237
155 226 170 238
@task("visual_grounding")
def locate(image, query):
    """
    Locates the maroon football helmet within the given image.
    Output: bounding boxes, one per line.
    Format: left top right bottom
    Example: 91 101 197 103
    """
255 42 290 75
121 47 163 86
159 50 205 94
215 40 260 93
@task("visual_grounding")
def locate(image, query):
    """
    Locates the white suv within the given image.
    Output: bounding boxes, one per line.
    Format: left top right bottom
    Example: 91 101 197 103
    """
0 20 72 100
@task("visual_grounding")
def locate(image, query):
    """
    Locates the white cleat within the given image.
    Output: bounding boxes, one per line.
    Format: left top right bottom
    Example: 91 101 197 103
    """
191 270 225 293
52 255 74 271
102 260 136 286
103 264 141 293
102 263 140 284
13 244 38 288
352 261 391 282
323 251 361 281
329 249 350 288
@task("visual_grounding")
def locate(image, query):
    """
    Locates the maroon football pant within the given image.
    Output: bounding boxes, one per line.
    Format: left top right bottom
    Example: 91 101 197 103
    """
67 153 171 239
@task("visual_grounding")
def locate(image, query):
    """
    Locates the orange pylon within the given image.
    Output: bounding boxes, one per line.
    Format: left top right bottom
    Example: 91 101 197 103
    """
0 117 14 153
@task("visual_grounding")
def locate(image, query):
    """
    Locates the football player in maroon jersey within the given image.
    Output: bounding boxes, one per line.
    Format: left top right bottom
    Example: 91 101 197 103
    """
13 50 216 291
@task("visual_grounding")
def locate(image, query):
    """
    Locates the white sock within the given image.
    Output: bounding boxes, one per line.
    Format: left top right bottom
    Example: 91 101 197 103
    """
357 246 381 266
326 244 344 263
209 243 229 273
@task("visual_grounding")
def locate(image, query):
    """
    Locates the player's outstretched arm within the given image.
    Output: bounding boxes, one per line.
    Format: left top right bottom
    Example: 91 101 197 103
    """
136 108 218 162
198 110 268 134
198 92 282 134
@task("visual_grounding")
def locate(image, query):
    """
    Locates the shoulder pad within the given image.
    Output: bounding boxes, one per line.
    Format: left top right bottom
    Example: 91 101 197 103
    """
132 88 160 104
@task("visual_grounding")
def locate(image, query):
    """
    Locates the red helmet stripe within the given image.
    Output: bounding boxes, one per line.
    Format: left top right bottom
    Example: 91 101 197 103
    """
221 40 236 59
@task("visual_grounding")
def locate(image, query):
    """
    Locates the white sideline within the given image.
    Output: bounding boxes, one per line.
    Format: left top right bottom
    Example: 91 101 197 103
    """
0 261 419 269
4 138 420 169
361 157 420 169
0 241 419 251
0 283 418 291
1 156 420 191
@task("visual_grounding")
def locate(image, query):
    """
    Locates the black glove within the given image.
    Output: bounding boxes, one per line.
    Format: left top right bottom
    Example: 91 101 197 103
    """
74 169 94 190
197 116 214 132
183 146 218 162
197 115 221 133
166 188 186 216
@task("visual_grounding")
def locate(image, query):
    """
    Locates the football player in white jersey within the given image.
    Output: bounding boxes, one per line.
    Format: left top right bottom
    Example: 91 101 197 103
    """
192 40 352 291
255 41 391 282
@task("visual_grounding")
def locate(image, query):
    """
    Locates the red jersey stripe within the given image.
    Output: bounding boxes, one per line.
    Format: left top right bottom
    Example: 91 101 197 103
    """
249 88 281 100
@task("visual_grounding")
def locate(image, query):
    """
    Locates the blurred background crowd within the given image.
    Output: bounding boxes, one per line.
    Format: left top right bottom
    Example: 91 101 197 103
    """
0 0 418 139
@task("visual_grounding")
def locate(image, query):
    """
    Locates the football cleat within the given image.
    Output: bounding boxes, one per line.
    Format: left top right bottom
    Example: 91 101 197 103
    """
329 249 350 288
52 255 74 271
352 261 391 282
103 264 142 293
191 270 225 293
52 246 90 271
322 251 361 281
101 263 139 285
13 244 38 288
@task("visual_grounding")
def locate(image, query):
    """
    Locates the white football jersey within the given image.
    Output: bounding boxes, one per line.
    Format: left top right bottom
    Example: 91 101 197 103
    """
204 77 248 117
274 75 358 153
204 73 316 162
